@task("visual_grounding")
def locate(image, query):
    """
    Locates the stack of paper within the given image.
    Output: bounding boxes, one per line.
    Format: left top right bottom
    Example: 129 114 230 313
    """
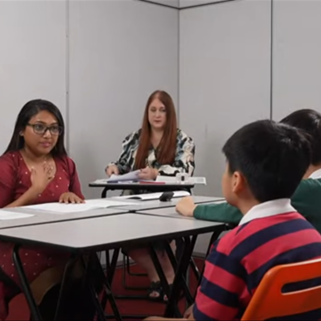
156 176 207 185
0 210 34 220
107 170 141 182
23 199 137 214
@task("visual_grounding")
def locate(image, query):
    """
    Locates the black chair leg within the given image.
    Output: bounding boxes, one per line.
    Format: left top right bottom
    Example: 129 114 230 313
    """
126 254 147 277
121 253 149 291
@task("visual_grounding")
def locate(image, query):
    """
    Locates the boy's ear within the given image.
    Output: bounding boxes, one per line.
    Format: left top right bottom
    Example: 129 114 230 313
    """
232 171 246 194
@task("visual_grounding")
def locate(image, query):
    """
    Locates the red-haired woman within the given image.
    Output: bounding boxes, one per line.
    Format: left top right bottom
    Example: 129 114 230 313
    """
105 90 195 301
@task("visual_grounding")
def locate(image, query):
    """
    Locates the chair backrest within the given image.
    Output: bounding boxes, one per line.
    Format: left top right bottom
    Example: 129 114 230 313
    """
241 257 321 320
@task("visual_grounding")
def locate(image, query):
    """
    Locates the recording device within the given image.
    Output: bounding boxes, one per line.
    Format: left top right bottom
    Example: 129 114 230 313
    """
159 191 174 202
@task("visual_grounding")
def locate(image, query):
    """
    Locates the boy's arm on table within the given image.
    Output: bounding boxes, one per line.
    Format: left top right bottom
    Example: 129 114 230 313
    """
176 196 242 225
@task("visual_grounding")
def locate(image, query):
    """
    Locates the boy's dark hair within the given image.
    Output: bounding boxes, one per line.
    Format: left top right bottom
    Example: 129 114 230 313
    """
280 109 321 166
222 120 311 203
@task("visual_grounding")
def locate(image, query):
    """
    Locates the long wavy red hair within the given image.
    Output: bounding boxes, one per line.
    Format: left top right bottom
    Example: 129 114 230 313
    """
134 90 177 169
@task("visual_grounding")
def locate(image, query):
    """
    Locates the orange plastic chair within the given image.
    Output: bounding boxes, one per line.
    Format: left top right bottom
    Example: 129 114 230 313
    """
241 257 321 320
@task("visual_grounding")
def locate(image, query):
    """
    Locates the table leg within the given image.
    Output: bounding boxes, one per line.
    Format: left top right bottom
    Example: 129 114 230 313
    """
12 244 42 321
89 252 123 321
164 236 197 318
149 245 171 296
87 280 106 321
54 255 78 321
149 245 181 317
189 257 200 280
105 250 110 274
101 187 108 198
163 240 194 305
101 248 119 311
78 254 106 321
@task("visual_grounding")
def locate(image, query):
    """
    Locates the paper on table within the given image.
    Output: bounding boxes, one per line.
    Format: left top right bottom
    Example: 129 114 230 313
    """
156 176 207 185
106 170 141 182
114 190 190 201
91 179 108 184
0 210 34 220
24 199 137 214
91 172 153 185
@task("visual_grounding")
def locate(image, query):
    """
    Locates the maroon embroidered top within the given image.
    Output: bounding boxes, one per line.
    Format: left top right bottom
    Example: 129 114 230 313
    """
0 150 84 319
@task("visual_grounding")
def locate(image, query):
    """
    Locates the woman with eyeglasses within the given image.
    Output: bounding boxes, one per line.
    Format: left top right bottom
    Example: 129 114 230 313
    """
1 99 83 207
0 99 95 320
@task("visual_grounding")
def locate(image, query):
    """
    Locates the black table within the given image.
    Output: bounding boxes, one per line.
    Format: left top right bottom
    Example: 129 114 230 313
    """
89 181 195 198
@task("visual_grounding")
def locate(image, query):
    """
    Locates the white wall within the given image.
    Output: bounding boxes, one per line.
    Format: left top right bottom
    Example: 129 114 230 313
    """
68 0 179 198
150 0 179 7
179 0 271 253
180 0 271 197
0 0 66 152
272 0 321 121
179 0 227 8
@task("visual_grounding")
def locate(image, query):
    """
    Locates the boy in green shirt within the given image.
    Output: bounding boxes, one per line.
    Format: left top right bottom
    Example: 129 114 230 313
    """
176 109 321 233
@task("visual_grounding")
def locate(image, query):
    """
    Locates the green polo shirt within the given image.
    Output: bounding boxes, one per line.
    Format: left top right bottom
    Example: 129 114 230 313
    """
194 178 321 233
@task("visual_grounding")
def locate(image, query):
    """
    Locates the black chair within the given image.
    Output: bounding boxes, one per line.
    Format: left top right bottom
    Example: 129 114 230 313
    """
122 253 149 291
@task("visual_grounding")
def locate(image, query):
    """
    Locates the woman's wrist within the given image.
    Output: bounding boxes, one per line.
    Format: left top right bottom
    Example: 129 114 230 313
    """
153 169 159 179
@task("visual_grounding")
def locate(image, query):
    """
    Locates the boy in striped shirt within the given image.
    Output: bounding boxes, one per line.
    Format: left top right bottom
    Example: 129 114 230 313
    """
145 119 321 321
176 109 321 233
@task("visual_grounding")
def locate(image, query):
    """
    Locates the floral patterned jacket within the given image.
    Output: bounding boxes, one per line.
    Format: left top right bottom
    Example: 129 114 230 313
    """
109 128 195 176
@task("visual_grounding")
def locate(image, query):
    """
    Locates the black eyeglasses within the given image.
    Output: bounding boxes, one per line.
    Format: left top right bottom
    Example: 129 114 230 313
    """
27 123 63 136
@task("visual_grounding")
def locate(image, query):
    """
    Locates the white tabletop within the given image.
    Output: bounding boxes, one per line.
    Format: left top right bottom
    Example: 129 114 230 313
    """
137 199 226 220
137 208 196 220
0 207 126 230
0 213 224 251
114 196 224 212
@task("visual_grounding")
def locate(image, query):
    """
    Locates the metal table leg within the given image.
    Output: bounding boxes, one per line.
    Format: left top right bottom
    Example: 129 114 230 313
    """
164 236 197 318
54 255 78 321
79 254 107 321
12 244 42 321
101 187 108 198
89 252 123 321
101 248 119 311
163 240 194 305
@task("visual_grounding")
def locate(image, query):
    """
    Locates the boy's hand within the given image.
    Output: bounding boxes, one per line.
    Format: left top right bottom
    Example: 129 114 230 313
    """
176 196 196 217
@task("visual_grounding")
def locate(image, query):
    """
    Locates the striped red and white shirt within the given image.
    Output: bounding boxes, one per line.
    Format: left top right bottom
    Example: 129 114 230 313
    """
193 199 321 320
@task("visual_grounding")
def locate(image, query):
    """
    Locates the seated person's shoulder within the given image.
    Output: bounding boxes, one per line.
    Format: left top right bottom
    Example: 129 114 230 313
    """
211 226 242 257
225 214 321 253
130 129 141 138
298 177 321 190
56 155 77 173
0 151 21 188
123 129 141 144
177 128 191 139
176 128 194 145
0 151 20 169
